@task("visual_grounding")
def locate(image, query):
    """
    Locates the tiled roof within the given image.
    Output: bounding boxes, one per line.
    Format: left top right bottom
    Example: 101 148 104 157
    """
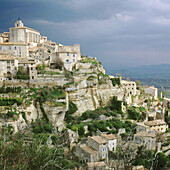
87 161 106 168
80 145 98 154
102 134 117 140
144 120 167 126
0 42 27 45
0 55 15 60
9 26 40 33
134 131 156 138
90 136 107 144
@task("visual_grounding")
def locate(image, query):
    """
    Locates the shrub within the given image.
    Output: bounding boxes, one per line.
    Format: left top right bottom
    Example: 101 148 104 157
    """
110 96 122 112
127 107 140 120
111 78 121 86
66 101 78 115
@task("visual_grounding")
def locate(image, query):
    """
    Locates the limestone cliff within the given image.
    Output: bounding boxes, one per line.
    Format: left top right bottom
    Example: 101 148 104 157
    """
68 80 124 116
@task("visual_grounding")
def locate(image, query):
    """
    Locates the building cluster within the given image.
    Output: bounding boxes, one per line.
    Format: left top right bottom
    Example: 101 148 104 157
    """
0 18 81 81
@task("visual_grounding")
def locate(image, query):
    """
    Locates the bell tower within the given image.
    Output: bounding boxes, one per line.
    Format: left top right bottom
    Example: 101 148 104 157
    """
15 18 24 27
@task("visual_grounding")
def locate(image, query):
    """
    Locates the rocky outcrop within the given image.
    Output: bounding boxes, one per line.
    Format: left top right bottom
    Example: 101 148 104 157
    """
68 80 124 116
43 94 68 131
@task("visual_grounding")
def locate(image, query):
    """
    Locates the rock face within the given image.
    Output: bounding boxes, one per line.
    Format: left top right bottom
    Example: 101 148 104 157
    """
68 80 124 116
43 104 67 131
43 94 68 131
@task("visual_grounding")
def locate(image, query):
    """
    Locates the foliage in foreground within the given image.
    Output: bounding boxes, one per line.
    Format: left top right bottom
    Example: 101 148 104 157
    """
0 120 81 170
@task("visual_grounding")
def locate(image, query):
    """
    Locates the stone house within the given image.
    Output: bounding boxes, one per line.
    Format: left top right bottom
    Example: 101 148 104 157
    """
75 136 109 163
136 120 168 134
134 131 156 150
163 97 170 109
0 42 29 58
144 120 168 133
18 60 37 80
88 136 108 162
144 86 158 99
121 80 136 96
60 129 79 149
0 55 18 80
0 32 10 43
87 161 109 170
75 144 99 162
9 18 41 43
101 134 117 152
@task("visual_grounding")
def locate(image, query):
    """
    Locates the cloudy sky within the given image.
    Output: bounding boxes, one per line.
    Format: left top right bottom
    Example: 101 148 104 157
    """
1 0 170 71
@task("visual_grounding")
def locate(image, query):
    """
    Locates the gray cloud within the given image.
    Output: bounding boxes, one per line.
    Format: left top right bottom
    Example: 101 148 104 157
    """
0 0 170 70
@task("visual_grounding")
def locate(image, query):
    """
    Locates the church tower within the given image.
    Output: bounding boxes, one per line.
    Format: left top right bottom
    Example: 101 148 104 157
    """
15 18 24 27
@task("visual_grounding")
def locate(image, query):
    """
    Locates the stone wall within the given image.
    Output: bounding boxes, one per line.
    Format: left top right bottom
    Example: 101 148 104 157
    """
68 81 124 116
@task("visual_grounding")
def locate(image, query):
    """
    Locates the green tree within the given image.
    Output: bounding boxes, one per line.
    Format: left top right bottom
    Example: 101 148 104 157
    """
154 152 168 170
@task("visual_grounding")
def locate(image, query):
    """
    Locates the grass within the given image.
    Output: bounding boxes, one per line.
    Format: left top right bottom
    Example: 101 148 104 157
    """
43 71 61 75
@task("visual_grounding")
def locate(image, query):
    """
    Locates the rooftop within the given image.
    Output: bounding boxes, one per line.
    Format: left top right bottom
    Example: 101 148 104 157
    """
87 161 106 168
80 145 98 154
134 131 156 138
10 26 40 34
0 55 15 60
102 134 117 140
144 120 167 126
0 42 27 45
90 136 107 144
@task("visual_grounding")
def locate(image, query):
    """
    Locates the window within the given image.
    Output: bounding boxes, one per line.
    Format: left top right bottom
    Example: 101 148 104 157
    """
0 46 2 50
73 59 75 62
14 46 17 50
9 46 11 50
73 54 76 57
66 59 69 63
67 53 69 56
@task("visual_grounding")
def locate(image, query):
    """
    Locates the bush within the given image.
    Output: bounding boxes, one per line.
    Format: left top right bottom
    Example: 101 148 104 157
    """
110 96 122 112
0 97 23 106
65 101 78 123
111 78 121 86
127 107 140 120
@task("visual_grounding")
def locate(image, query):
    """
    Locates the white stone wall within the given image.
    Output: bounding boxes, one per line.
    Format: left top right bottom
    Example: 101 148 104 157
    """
144 87 158 99
0 43 29 57
121 80 136 96
108 139 117 151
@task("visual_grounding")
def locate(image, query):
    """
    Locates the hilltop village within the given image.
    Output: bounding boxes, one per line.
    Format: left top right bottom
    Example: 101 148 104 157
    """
0 19 169 169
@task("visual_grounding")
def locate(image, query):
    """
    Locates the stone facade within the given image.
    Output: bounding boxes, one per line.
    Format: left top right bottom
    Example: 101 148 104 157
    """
75 136 109 163
144 86 158 99
0 55 19 80
134 131 156 150
9 19 41 43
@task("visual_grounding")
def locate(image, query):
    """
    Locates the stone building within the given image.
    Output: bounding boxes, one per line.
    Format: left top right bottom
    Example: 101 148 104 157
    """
75 136 109 163
0 55 18 80
144 120 168 133
101 134 117 152
75 144 99 163
0 42 29 58
0 32 10 43
136 120 168 134
121 80 136 96
9 18 41 43
163 97 170 109
0 19 81 71
134 131 156 150
88 136 108 162
144 86 158 99
87 161 109 170
18 59 37 80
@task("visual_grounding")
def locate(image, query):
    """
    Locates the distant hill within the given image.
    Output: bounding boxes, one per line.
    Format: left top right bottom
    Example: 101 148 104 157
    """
108 64 170 81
